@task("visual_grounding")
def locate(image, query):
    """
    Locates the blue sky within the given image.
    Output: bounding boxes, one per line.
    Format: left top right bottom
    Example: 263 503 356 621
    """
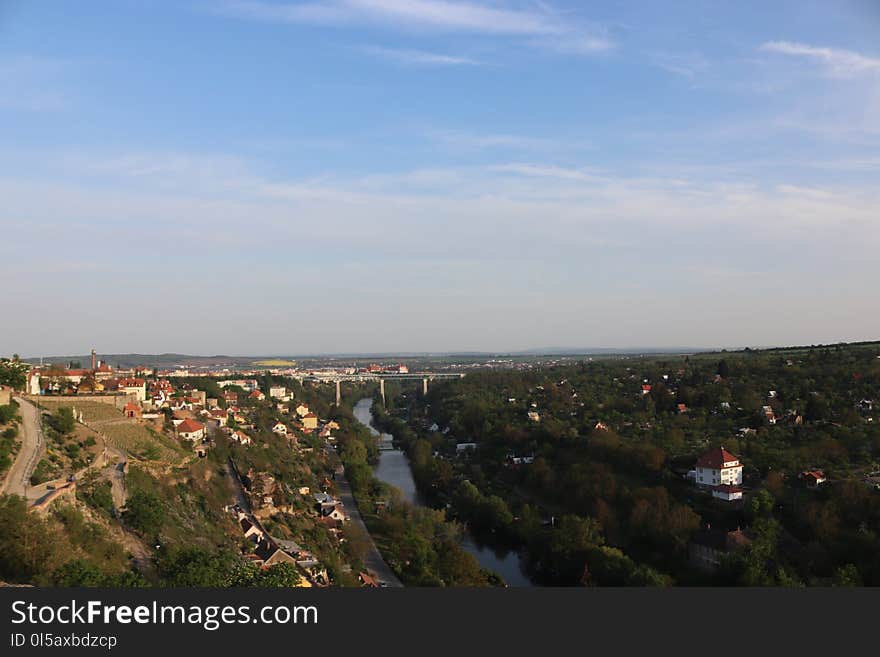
1 0 879 356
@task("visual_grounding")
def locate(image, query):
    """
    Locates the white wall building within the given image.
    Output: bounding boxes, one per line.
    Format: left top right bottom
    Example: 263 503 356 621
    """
695 447 743 488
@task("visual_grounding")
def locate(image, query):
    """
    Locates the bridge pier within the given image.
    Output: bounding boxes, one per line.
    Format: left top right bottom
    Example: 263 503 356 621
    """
335 380 341 406
379 378 386 406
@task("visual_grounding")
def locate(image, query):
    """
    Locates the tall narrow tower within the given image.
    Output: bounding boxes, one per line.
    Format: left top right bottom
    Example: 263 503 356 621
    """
91 349 97 371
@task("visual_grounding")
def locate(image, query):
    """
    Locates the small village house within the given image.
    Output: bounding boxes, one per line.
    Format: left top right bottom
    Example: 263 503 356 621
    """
177 418 206 441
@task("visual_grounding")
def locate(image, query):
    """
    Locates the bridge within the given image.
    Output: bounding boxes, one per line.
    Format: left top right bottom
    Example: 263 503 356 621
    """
296 372 465 405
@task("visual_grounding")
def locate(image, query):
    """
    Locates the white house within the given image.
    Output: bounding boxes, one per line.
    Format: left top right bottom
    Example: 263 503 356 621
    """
177 418 206 442
27 371 41 395
118 378 147 402
321 504 347 522
272 422 288 435
269 386 290 401
231 430 252 445
695 447 743 489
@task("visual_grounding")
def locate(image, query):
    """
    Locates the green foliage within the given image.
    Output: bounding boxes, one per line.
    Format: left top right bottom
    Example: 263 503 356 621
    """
377 342 880 586
0 495 139 586
0 358 28 390
52 559 147 587
0 495 63 583
157 547 302 587
124 490 165 536
50 406 76 435
249 562 303 587
746 489 775 520
78 476 115 515
157 547 243 586
0 403 19 424
30 458 58 485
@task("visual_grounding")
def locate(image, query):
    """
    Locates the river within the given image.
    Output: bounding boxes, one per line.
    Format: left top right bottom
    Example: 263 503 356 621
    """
352 398 535 587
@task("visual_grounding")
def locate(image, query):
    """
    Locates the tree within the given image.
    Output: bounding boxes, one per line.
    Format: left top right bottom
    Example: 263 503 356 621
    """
746 489 775 520
123 490 164 536
0 495 65 583
341 440 367 465
53 560 110 587
252 563 303 587
51 407 76 435
480 495 513 529
832 564 862 587
158 548 241 587
0 358 28 390
550 515 603 556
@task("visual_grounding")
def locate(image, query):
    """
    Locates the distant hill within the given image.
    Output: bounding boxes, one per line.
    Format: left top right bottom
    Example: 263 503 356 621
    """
19 340 878 369
21 353 262 369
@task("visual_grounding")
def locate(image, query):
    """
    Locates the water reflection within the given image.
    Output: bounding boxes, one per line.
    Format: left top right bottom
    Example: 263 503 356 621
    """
352 398 535 587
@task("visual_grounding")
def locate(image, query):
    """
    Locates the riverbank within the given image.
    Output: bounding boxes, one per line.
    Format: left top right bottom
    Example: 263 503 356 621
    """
353 398 536 587
339 399 498 586
333 463 402 587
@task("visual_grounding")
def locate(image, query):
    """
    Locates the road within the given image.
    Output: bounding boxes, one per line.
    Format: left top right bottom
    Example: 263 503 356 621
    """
334 463 403 587
1 397 45 498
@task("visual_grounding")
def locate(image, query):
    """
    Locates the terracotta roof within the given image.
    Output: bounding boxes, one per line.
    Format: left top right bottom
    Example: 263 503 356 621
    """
801 470 825 480
696 447 740 469
177 418 205 433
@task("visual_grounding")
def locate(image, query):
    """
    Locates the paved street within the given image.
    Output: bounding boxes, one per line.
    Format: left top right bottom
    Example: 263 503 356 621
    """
335 464 403 587
1 397 44 498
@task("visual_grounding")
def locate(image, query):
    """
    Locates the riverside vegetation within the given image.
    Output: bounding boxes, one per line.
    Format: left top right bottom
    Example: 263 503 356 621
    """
372 342 880 586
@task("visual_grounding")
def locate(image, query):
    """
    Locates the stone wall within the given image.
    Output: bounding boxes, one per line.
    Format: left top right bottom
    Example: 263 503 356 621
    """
25 393 136 410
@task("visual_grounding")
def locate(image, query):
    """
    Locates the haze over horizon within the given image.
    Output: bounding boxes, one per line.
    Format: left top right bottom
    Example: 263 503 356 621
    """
2 1 879 356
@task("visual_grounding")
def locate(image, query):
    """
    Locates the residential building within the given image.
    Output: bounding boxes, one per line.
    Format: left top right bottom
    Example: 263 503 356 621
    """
301 413 318 430
695 447 743 489
269 386 290 401
800 470 826 487
177 418 206 441
117 378 147 402
231 430 252 445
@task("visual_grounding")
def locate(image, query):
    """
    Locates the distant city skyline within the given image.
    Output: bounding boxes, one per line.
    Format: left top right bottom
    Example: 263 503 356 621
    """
2 1 879 355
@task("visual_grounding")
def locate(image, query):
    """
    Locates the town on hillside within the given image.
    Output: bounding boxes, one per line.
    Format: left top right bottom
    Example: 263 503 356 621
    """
0 351 449 588
1 342 879 587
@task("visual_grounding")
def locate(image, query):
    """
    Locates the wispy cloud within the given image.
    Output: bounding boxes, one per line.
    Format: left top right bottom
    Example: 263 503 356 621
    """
361 45 478 65
759 41 880 77
650 51 710 79
217 0 613 55
487 162 603 182
429 130 590 151
222 0 557 34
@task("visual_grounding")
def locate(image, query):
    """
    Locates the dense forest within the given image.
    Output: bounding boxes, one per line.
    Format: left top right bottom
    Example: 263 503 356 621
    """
373 343 880 586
